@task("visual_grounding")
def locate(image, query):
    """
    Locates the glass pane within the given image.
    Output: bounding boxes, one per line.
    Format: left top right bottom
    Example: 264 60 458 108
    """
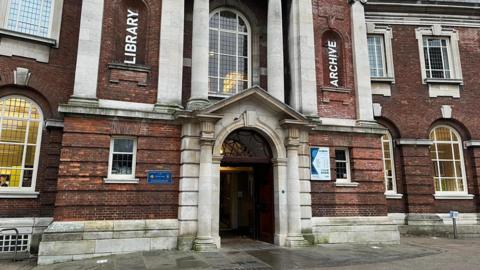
112 154 133 175
237 57 248 80
209 30 218 53
209 78 219 94
220 78 236 94
335 150 346 161
430 144 437 159
22 169 33 188
1 119 28 143
439 161 455 177
442 178 457 192
219 11 237 31
209 13 219 28
453 144 460 159
435 128 451 141
386 177 393 191
383 142 391 159
437 143 453 160
7 0 52 37
456 178 464 192
237 81 248 92
220 32 236 55
0 169 22 188
238 17 247 32
209 54 218 77
238 35 248 57
336 162 347 179
25 146 36 167
4 98 30 119
28 121 40 144
455 161 463 177
433 161 440 177
113 139 134 153
0 144 24 167
219 55 236 78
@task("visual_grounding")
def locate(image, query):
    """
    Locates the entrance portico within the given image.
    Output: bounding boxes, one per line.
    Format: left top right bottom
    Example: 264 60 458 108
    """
177 87 312 250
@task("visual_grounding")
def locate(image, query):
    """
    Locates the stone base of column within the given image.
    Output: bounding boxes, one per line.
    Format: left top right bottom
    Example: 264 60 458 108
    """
193 236 217 251
285 234 310 248
187 98 210 111
356 120 379 127
154 103 184 113
68 96 99 107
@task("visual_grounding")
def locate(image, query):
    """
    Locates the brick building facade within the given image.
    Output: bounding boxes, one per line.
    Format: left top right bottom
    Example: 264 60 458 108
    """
0 0 478 264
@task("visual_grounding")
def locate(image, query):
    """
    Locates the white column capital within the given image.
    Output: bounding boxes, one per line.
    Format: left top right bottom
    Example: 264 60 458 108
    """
349 0 368 5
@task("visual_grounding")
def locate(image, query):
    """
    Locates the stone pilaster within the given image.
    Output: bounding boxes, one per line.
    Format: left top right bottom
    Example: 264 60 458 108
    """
193 120 217 251
70 0 104 106
155 0 185 112
188 0 210 110
267 0 285 102
350 0 374 122
284 126 309 247
288 0 318 117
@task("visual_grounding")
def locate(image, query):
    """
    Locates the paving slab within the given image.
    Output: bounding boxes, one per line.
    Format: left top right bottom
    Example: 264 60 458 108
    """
2 237 480 270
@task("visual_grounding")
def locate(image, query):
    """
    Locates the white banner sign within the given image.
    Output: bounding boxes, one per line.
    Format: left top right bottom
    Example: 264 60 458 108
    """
311 147 331 181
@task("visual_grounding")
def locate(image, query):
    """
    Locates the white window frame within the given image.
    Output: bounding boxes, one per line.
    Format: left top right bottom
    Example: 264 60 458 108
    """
335 148 351 183
368 34 387 78
208 7 252 98
416 25 463 98
105 137 139 184
366 24 395 82
430 125 472 200
0 0 63 48
381 132 402 199
0 96 43 198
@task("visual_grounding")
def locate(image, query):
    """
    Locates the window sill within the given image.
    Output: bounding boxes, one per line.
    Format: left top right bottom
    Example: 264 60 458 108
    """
335 182 359 188
0 28 56 47
385 193 403 199
0 191 39 199
424 78 463 85
371 77 395 83
104 178 140 184
321 86 352 93
434 194 474 200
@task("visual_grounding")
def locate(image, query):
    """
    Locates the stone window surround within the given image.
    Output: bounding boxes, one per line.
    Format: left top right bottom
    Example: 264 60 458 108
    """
415 25 464 98
104 137 139 184
0 0 63 62
367 23 395 97
208 7 252 99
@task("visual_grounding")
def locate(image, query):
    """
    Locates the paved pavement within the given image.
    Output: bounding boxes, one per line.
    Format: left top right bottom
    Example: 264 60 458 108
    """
1 237 480 270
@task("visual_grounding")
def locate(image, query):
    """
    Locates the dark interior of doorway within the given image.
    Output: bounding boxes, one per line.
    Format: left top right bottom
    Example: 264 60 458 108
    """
219 163 274 244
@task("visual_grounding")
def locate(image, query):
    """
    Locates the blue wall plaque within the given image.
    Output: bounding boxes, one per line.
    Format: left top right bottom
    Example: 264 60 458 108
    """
147 171 173 184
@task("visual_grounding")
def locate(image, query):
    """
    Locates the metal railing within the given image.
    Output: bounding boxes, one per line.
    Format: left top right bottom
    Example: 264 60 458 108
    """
0 228 20 262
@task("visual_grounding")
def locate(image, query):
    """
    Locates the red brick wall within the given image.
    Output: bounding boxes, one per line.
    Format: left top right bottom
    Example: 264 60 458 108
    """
55 117 181 221
313 0 357 119
373 25 480 214
97 0 162 104
0 0 81 218
310 132 388 217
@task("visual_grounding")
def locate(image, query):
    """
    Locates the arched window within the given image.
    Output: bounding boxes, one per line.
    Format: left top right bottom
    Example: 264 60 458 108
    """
381 131 397 194
0 96 43 194
429 126 467 193
209 9 251 96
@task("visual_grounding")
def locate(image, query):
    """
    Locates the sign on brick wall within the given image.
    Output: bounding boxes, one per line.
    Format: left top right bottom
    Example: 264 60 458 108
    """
311 147 331 181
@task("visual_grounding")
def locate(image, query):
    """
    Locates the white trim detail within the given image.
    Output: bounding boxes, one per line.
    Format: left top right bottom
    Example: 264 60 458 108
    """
415 25 463 98
434 194 474 200
385 193 403 199
334 148 352 184
107 137 138 182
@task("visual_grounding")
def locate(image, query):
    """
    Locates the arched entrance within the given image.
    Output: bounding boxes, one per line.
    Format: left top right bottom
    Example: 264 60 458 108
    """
219 129 275 243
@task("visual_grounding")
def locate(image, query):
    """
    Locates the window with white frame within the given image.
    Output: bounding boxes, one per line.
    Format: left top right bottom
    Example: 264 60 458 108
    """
429 126 467 194
381 132 397 194
107 138 137 181
335 148 351 182
6 0 53 38
0 96 43 194
368 35 386 78
423 37 452 79
209 9 251 96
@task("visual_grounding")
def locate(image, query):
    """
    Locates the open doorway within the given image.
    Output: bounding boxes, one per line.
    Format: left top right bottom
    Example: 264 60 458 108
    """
220 129 274 244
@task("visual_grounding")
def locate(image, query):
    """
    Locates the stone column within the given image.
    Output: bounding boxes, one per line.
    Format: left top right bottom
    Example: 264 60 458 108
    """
288 0 318 118
350 0 374 122
267 0 285 102
155 0 185 112
193 120 217 251
284 126 308 247
70 0 104 105
188 0 210 110
273 158 288 246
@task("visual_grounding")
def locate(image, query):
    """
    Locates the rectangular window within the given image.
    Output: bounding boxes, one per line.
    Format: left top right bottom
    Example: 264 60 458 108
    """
368 35 386 78
6 0 53 38
335 148 350 182
108 138 137 180
423 37 451 79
